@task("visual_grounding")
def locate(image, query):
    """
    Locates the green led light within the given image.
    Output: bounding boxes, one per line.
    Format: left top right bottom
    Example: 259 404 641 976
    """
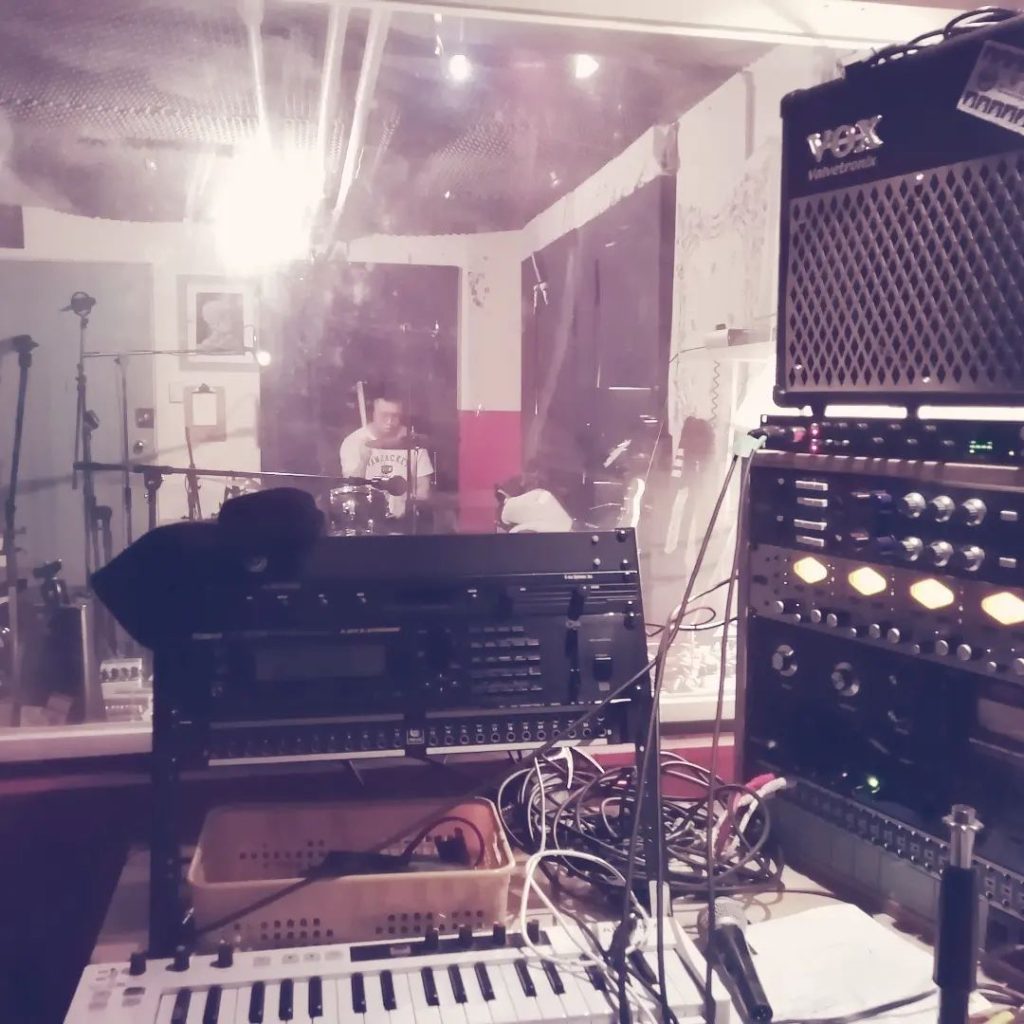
865 774 881 795
968 440 994 453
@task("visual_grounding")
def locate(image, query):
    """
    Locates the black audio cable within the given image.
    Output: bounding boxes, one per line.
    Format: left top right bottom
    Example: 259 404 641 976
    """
862 7 1018 68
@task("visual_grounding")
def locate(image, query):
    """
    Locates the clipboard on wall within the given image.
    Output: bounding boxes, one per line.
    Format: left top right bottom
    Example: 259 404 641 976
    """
184 384 226 444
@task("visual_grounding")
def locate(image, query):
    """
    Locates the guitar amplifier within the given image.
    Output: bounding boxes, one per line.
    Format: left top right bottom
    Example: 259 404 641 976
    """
776 13 1024 409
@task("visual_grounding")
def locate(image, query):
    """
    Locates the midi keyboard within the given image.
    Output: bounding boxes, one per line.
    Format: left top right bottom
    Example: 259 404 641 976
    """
65 919 729 1023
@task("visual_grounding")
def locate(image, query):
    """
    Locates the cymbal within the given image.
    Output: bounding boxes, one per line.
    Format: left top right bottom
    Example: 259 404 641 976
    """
365 435 432 451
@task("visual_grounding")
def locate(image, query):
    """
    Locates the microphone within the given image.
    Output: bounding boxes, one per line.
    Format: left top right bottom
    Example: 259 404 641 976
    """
698 897 773 1023
0 334 37 358
60 291 97 315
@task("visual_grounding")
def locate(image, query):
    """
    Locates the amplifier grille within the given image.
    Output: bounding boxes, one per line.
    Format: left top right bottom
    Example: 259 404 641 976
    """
781 152 1024 402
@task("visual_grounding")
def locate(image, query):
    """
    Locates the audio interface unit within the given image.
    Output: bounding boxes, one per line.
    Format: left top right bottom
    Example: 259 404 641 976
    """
740 417 1024 946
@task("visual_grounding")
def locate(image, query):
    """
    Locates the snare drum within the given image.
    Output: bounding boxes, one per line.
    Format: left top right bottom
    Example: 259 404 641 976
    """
328 484 390 535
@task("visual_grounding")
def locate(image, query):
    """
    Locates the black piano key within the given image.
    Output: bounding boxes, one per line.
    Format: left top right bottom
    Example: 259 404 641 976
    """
381 970 397 1012
629 950 658 988
585 965 608 992
171 989 191 1024
248 981 265 1024
421 966 440 1007
203 986 222 1024
308 977 323 1019
448 964 468 1004
542 960 566 996
514 959 537 997
474 962 495 1002
279 978 294 1021
351 972 367 1013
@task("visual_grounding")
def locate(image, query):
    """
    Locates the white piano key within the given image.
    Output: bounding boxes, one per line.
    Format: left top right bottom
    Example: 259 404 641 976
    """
213 987 238 1024
362 972 393 1024
476 962 519 1024
289 980 312 1024
185 989 207 1024
231 985 251 1024
574 964 617 1024
155 992 180 1024
434 965 471 1024
404 969 443 1024
524 962 568 1023
387 971 419 1024
317 975 339 1023
333 977 366 1024
496 962 541 1024
547 966 594 1024
643 948 704 1018
263 982 281 1024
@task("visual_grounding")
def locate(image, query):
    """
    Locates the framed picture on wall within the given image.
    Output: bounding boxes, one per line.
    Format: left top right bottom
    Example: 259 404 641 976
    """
179 275 259 369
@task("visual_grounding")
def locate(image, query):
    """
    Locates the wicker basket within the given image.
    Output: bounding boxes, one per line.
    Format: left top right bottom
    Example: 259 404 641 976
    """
187 796 514 950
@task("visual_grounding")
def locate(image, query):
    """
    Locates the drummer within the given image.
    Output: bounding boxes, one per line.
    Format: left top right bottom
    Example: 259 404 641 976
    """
339 387 433 519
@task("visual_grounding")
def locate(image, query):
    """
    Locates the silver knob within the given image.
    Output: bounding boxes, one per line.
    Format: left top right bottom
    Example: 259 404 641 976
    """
809 608 824 624
900 537 923 561
962 498 987 526
935 639 952 656
886 627 902 644
899 492 926 517
959 545 985 572
928 540 954 567
868 623 884 639
930 495 955 522
956 643 976 661
1014 658 1024 677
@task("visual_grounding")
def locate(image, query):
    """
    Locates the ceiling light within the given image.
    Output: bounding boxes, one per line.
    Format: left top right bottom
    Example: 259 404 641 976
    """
981 590 1024 626
447 53 472 82
443 190 451 199
793 556 828 584
849 566 887 596
573 53 600 80
909 578 955 610
254 348 272 368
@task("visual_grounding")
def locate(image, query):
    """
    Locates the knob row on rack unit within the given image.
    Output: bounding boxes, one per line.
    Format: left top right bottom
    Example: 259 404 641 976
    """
852 534 986 570
856 491 988 525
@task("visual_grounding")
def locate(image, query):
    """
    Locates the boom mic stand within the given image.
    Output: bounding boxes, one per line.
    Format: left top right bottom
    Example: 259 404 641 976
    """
66 293 104 577
3 335 38 720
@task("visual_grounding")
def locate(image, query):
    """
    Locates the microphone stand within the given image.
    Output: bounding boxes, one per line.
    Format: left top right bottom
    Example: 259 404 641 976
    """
70 305 103 576
115 356 133 547
3 335 37 720
183 426 203 521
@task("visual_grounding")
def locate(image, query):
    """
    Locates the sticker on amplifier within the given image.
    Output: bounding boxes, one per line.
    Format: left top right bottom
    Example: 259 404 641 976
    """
957 40 1024 137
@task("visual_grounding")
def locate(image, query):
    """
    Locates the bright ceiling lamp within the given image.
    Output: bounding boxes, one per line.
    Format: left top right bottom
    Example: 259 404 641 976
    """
910 578 955 610
981 590 1024 626
849 566 887 596
447 53 472 82
212 140 323 273
793 556 828 584
573 53 600 80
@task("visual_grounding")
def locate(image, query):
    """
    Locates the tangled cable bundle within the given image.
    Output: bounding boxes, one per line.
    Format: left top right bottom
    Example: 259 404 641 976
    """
497 747 787 902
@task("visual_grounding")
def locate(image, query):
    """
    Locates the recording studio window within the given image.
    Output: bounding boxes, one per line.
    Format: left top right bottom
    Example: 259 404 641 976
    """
0 1 838 760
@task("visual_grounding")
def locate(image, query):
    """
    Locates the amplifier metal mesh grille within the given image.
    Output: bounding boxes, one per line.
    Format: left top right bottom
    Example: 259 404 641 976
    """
781 152 1024 401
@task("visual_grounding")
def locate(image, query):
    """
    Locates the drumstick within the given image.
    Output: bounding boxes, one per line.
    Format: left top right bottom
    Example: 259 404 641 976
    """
356 380 367 427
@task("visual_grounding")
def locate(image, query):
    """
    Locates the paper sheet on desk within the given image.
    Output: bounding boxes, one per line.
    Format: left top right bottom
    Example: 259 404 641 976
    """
745 903 984 1023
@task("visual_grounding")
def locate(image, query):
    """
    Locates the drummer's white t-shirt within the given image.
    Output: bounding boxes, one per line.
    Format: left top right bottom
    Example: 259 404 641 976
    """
339 426 434 517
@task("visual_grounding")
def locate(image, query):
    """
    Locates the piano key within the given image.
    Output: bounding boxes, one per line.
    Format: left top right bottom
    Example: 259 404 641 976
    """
541 962 565 996
497 962 541 1023
548 968 594 1024
213 987 238 1024
447 964 468 1005
380 970 397 1012
434 965 470 1024
576 964 616 1024
351 973 368 1014
248 982 266 1024
172 989 192 1024
388 971 420 1024
289 981 312 1024
317 976 339 1024
525 961 569 1022
513 960 537 998
461 966 495 1024
262 983 280 1024
484 964 523 1024
362 972 393 1024
474 963 495 1002
420 967 440 1008
155 992 181 1024
279 979 294 1022
203 987 223 1024
307 978 323 1021
646 948 705 1018
405 970 443 1024
184 989 208 1024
